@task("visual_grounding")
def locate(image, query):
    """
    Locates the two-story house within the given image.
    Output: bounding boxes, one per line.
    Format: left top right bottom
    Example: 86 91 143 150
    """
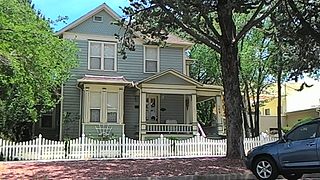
36 3 224 140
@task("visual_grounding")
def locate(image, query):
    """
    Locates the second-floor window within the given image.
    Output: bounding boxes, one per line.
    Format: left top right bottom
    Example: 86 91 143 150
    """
144 46 159 73
89 41 117 71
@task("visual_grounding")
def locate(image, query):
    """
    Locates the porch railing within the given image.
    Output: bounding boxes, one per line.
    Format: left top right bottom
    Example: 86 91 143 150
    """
146 124 193 134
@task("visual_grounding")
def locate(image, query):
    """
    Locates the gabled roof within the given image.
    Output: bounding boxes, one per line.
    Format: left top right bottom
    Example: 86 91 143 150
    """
56 3 193 47
138 69 203 87
56 3 120 35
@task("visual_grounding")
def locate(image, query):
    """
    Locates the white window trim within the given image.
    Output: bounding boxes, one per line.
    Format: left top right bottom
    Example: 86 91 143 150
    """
88 41 117 71
144 46 160 73
85 86 123 124
93 15 103 23
106 92 119 123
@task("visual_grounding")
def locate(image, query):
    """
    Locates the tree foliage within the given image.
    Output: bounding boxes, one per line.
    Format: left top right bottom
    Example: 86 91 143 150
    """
189 44 222 127
117 0 320 158
0 0 78 141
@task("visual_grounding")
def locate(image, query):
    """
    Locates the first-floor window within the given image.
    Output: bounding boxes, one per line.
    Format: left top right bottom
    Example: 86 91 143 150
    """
90 92 101 122
87 90 120 123
41 114 54 128
107 92 118 123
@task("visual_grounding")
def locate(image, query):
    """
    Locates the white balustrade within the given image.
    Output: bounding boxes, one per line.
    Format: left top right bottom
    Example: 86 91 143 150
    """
146 124 193 133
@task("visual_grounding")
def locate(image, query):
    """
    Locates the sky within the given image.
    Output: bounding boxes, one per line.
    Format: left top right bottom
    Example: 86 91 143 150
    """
32 0 129 31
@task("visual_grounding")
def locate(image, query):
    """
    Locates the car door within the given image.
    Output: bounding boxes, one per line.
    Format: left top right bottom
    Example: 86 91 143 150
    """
278 122 319 168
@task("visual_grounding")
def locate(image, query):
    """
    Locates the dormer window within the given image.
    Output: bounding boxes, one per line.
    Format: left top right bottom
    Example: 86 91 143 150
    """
88 41 117 71
93 15 103 23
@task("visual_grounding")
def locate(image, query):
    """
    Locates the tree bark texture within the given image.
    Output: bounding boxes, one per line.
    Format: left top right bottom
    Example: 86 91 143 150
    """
277 69 282 139
218 1 244 159
245 82 255 137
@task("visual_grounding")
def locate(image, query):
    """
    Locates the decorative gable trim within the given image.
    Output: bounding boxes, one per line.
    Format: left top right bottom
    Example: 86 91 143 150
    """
56 3 120 35
139 69 202 87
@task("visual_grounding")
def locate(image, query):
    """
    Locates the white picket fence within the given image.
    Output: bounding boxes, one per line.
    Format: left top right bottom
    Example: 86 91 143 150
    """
0 134 277 161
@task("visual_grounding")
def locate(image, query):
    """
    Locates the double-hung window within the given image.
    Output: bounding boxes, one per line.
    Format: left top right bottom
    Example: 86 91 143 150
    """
90 92 101 122
88 90 120 123
144 46 159 73
106 92 118 123
89 41 117 71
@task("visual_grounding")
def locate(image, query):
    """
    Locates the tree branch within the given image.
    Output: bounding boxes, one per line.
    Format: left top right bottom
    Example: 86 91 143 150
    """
286 0 320 43
156 1 221 53
235 0 282 43
202 14 221 41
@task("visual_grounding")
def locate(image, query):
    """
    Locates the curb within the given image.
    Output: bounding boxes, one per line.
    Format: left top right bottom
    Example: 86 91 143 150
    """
111 173 256 180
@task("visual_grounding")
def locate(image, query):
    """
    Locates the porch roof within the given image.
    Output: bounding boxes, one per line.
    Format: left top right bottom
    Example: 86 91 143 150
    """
138 69 223 96
77 75 133 85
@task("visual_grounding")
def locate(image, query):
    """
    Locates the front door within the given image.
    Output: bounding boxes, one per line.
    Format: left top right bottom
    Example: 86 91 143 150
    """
146 95 159 123
278 122 320 167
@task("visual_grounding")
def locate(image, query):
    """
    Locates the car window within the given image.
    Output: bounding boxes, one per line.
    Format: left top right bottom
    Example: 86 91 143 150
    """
287 123 318 141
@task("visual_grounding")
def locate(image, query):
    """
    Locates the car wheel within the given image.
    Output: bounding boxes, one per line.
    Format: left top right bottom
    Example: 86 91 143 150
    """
253 157 278 180
282 172 303 180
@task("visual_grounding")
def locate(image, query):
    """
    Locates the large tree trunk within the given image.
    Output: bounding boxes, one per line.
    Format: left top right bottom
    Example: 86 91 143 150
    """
218 2 244 159
245 82 255 137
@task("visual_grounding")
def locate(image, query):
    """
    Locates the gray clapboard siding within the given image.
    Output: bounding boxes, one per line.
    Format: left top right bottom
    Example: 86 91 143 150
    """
69 11 121 36
62 76 81 139
160 47 184 72
83 124 124 138
159 94 184 124
124 88 140 139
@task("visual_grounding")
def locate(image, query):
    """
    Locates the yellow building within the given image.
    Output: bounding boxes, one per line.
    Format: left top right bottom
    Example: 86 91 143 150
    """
258 80 320 133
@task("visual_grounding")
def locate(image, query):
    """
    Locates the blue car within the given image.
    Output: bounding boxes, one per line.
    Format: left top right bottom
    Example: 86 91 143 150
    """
245 118 320 180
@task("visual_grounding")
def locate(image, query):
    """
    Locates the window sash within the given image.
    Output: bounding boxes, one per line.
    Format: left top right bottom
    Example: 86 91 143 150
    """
89 42 116 71
106 92 119 123
144 46 159 73
90 108 101 122
145 60 158 73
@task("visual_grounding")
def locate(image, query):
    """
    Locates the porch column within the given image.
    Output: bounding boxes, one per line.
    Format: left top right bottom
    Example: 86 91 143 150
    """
216 95 224 134
191 94 197 135
83 87 90 123
101 88 107 123
140 92 147 140
119 88 124 124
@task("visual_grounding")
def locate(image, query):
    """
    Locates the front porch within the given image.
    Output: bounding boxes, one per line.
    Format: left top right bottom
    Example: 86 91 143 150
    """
138 70 224 140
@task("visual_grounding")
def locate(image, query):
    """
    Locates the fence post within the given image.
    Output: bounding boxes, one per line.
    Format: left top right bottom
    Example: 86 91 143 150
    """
160 134 164 157
196 133 200 156
121 134 125 158
37 134 42 160
81 133 85 160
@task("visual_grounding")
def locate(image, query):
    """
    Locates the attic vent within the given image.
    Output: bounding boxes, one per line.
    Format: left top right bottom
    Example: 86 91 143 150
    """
93 16 103 22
